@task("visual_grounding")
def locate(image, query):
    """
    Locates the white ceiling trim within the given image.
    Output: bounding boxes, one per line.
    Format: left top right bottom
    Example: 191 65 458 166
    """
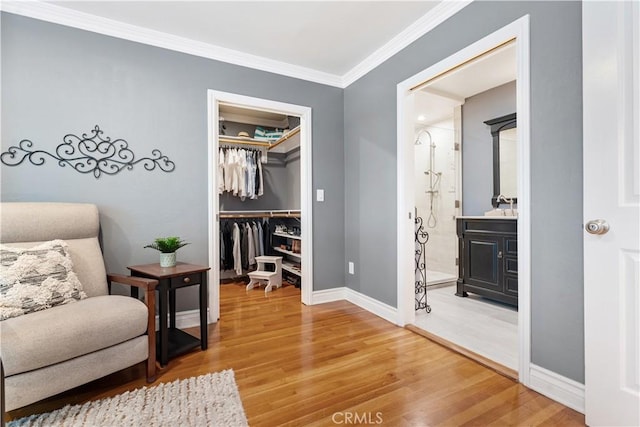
342 0 472 87
0 0 343 87
1 0 472 89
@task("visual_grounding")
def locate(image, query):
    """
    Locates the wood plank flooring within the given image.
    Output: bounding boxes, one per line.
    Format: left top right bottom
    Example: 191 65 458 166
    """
7 283 585 426
413 284 519 372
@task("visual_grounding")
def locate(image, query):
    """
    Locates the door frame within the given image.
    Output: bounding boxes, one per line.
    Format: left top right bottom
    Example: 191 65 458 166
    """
207 90 313 321
395 16 531 384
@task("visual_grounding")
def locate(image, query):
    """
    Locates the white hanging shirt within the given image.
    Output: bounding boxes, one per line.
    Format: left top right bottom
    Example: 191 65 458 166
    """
238 149 247 200
218 148 225 194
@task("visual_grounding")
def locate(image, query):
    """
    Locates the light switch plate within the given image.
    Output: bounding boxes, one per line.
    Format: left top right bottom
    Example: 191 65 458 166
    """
317 189 325 202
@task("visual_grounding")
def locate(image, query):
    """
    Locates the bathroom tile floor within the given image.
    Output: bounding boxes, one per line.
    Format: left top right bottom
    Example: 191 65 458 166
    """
413 283 518 370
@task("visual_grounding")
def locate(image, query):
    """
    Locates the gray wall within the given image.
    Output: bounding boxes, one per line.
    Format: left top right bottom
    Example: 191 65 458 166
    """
0 13 345 311
2 1 586 384
344 1 584 382
462 81 516 215
285 148 301 209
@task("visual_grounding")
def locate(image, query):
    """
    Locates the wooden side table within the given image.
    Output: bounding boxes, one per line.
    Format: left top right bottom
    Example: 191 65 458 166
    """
127 262 210 367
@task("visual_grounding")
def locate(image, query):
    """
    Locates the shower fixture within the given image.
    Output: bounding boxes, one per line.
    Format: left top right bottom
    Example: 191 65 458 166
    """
414 128 432 145
416 128 442 228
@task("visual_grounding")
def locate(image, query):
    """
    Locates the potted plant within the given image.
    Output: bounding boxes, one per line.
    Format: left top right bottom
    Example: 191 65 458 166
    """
144 236 190 267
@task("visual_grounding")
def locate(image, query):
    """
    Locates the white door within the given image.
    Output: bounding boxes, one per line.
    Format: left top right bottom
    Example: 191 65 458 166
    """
583 2 640 426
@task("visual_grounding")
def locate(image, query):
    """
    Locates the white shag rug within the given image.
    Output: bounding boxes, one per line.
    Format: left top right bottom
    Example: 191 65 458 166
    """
9 369 248 427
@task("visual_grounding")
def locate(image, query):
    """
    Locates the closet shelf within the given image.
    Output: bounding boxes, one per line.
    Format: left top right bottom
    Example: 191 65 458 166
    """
218 125 300 151
282 261 302 277
273 232 301 240
218 135 271 147
268 126 300 151
273 247 301 258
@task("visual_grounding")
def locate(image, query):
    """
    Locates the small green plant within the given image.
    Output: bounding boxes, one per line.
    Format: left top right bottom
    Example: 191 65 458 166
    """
144 237 190 253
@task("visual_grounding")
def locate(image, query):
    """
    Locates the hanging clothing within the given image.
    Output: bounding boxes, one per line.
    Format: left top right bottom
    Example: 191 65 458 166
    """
225 222 234 270
238 149 247 200
220 228 225 267
219 147 266 200
247 223 256 266
257 152 264 197
241 224 248 269
232 223 242 275
218 148 225 194
257 221 264 257
252 222 261 257
225 148 236 194
262 218 271 256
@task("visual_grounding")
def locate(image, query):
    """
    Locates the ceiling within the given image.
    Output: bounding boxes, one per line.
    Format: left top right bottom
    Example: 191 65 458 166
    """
421 41 516 101
40 1 440 77
1 1 476 86
414 42 516 126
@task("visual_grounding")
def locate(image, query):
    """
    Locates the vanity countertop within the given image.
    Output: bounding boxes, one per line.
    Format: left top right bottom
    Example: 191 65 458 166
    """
456 215 517 220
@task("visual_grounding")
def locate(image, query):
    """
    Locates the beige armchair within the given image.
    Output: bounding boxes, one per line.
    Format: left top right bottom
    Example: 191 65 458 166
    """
0 202 157 411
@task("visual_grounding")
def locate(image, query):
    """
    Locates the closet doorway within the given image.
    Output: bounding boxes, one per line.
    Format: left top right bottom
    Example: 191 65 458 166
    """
396 17 531 382
207 91 313 322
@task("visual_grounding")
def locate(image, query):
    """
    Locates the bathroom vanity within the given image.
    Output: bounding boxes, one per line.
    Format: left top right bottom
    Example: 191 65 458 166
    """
456 216 518 307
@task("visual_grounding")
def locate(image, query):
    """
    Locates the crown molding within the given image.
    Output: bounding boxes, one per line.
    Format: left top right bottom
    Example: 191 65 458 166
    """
0 0 344 87
1 0 472 89
341 0 473 87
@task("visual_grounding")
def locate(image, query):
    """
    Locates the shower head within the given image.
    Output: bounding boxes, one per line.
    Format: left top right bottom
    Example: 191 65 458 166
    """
415 129 433 146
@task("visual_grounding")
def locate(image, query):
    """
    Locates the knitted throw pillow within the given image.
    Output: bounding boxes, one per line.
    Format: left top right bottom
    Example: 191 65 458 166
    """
0 239 88 321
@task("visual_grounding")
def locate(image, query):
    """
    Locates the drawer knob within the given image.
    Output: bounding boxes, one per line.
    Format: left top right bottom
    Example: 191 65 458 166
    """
183 277 191 283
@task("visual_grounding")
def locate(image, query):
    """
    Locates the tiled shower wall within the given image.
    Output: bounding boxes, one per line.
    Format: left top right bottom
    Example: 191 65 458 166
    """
414 119 458 276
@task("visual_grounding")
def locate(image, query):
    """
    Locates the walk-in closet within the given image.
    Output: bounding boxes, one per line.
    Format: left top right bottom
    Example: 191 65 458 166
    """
211 98 309 308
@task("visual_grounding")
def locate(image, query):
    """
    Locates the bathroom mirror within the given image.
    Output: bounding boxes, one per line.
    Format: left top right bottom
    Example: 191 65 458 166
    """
484 113 517 207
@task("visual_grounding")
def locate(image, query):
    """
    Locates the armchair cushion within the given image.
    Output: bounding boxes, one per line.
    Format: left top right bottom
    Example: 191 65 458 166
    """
0 240 87 320
0 295 148 376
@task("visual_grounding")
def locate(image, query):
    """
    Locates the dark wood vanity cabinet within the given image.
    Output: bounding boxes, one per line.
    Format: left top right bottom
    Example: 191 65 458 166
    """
456 217 518 306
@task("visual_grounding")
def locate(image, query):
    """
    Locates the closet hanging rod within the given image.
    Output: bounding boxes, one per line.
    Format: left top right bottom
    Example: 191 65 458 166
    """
218 136 271 147
267 126 300 151
219 209 301 219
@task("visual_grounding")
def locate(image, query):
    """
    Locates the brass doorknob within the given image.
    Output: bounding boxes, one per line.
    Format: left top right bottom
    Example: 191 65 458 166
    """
585 219 609 235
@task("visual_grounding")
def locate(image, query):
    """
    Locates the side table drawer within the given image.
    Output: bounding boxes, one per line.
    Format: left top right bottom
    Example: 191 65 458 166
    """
170 273 202 288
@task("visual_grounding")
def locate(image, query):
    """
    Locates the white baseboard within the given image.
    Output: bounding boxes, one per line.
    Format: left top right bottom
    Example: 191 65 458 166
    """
311 287 398 325
528 364 585 414
344 288 398 324
155 309 205 330
310 287 347 304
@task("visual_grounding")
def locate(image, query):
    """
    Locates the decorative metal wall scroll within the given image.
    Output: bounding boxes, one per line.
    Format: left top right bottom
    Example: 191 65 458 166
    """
415 215 431 312
0 125 175 178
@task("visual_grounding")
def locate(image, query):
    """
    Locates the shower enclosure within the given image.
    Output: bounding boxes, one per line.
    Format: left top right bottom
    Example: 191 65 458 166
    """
414 119 459 287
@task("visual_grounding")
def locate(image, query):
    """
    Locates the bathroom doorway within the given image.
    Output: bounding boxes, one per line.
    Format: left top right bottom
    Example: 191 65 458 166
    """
396 17 531 382
413 98 461 287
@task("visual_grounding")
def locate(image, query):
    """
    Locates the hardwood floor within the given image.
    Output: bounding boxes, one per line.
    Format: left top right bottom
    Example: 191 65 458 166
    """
8 283 585 426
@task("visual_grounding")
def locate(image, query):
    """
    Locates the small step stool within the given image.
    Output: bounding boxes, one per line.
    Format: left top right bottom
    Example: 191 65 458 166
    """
246 256 283 294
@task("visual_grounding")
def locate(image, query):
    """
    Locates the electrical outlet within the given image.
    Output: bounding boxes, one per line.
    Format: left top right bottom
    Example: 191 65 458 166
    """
348 262 355 275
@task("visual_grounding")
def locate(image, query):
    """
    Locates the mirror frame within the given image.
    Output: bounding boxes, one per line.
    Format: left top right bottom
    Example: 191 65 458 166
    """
484 112 517 208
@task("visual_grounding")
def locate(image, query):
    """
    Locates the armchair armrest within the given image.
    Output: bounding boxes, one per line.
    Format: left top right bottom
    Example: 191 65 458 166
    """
106 274 157 382
107 274 158 291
